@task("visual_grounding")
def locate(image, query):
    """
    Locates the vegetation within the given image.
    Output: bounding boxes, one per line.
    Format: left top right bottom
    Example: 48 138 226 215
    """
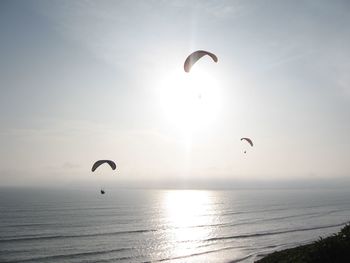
256 224 350 263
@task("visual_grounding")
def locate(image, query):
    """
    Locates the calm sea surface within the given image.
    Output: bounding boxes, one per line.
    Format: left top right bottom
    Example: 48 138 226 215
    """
1 188 350 263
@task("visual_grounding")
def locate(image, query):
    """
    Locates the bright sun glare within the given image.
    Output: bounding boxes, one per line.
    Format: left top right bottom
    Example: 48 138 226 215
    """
157 67 222 135
162 190 214 257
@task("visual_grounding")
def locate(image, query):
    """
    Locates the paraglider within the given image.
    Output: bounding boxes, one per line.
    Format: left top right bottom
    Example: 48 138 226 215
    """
91 160 116 172
184 50 218 73
91 160 116 195
241 138 253 154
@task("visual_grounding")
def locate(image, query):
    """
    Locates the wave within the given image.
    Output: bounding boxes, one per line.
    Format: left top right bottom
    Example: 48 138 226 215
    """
154 208 347 233
204 221 348 243
152 243 280 263
0 228 157 243
1 222 57 228
220 208 347 228
153 244 254 262
2 248 132 263
221 201 350 218
3 210 347 244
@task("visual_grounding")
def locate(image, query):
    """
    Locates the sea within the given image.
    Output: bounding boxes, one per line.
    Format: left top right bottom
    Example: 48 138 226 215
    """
1 188 350 263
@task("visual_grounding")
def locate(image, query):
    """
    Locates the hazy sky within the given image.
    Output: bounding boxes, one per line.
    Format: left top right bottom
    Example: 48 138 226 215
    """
1 0 350 187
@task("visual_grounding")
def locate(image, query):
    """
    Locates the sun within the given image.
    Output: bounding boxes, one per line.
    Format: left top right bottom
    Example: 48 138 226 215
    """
156 66 222 135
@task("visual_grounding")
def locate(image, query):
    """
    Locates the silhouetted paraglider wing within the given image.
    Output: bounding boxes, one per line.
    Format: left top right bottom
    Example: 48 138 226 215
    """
241 138 253 147
91 160 116 172
184 50 218 73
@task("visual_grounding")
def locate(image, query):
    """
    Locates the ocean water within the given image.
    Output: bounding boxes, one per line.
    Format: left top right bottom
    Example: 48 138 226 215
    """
1 188 350 263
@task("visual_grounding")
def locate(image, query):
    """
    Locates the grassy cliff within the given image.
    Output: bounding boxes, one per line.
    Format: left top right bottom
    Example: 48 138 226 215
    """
256 224 350 263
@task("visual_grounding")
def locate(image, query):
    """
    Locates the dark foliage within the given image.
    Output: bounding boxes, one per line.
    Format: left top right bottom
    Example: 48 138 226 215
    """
256 224 350 263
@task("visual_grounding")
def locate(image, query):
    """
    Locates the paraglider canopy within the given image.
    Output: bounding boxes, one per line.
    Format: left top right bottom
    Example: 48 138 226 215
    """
91 160 116 172
184 50 218 73
241 138 253 147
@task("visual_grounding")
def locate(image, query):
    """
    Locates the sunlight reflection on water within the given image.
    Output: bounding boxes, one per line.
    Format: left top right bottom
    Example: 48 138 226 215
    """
161 190 217 259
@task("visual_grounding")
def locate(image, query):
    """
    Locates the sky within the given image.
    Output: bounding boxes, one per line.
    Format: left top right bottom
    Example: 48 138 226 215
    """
1 0 350 188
